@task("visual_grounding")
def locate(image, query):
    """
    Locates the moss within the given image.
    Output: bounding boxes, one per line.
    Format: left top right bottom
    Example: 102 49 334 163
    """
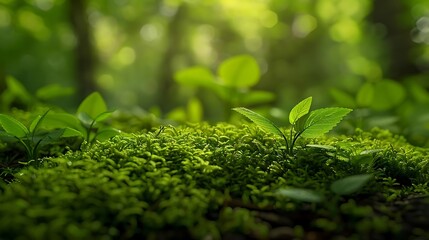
0 123 428 239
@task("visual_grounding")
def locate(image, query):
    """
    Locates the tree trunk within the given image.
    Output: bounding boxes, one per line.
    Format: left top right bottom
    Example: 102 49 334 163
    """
69 0 96 100
156 3 188 113
368 0 420 80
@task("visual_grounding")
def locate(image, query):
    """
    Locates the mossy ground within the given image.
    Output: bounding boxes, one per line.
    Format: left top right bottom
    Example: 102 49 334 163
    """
0 123 428 239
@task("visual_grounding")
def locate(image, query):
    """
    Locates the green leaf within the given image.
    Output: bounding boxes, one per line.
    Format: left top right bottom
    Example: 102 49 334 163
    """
95 128 120 141
62 127 84 138
218 55 260 88
330 174 372 195
77 112 93 127
77 92 108 120
238 90 275 105
0 114 28 138
371 79 406 110
94 111 113 123
43 113 84 133
187 98 203 123
233 107 284 137
174 67 216 89
289 96 312 125
6 76 33 103
330 88 356 108
356 82 374 107
36 84 75 100
29 110 50 134
277 188 323 203
300 108 352 138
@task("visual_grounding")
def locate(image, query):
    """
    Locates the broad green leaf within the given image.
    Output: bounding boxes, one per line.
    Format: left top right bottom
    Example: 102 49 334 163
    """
233 107 284 137
371 79 406 110
77 92 107 120
218 55 260 88
6 76 32 103
306 144 336 150
238 90 275 105
62 127 84 138
0 114 28 138
36 84 75 100
277 188 323 203
29 110 50 133
187 98 203 123
330 174 372 195
95 128 120 141
289 96 312 125
94 111 113 123
43 113 84 133
330 88 356 108
33 129 65 147
174 67 216 89
77 112 93 127
356 83 374 107
300 108 352 138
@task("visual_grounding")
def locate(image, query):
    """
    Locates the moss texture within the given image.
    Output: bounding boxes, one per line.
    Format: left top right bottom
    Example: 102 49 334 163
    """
0 123 428 239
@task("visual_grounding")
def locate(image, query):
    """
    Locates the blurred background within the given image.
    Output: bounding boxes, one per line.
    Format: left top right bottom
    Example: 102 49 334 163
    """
1 0 429 144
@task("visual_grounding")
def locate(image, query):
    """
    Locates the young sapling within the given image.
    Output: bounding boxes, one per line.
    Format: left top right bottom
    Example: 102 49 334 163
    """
233 97 352 154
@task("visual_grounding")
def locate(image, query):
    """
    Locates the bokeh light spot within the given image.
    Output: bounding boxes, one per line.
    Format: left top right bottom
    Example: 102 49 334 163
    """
292 14 317 38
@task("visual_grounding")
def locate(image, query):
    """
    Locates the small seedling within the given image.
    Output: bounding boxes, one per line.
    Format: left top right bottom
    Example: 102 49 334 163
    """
43 92 120 145
0 110 64 161
233 97 352 154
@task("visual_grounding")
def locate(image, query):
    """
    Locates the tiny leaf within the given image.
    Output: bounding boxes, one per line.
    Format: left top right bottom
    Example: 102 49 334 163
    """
330 174 372 195
277 188 323 203
77 92 108 120
0 114 28 138
233 107 284 137
300 108 352 138
289 96 312 125
218 55 260 88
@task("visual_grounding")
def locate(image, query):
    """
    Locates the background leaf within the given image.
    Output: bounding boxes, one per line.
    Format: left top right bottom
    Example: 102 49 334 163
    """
174 67 216 89
300 108 352 138
289 96 312 125
0 114 28 138
77 92 107 120
218 55 260 88
233 107 284 137
277 188 324 203
330 174 373 195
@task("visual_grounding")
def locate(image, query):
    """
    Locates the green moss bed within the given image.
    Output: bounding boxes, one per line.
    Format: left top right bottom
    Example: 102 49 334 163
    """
1 123 429 239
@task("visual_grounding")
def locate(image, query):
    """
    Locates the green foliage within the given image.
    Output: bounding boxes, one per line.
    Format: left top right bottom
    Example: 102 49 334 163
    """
0 110 64 161
277 188 324 203
44 92 120 144
330 174 373 195
233 97 352 154
175 55 275 119
0 124 427 239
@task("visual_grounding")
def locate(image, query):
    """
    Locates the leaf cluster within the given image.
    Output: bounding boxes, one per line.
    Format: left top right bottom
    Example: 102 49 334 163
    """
234 97 352 154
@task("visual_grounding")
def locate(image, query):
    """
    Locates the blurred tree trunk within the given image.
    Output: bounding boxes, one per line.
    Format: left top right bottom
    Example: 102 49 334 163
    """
69 0 96 100
156 3 188 113
368 0 420 80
